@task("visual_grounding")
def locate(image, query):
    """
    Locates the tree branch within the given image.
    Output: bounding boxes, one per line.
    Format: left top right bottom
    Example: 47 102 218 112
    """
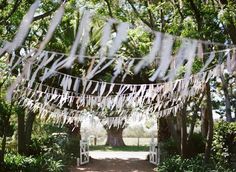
0 0 22 24
104 0 113 18
127 0 153 28
189 0 202 32
104 0 117 32
171 0 184 21
33 8 57 22
144 1 155 29
0 0 7 10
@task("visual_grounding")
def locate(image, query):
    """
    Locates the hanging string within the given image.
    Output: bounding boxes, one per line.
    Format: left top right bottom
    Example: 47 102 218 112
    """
1 39 235 61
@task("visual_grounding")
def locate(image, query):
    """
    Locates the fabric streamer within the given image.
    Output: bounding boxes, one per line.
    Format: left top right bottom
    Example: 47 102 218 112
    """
165 39 192 81
226 50 232 73
99 19 116 59
200 50 215 73
184 40 198 79
36 4 65 55
108 22 129 58
63 10 91 67
231 49 236 71
134 32 162 74
28 53 56 87
149 34 174 81
0 0 40 55
111 58 123 82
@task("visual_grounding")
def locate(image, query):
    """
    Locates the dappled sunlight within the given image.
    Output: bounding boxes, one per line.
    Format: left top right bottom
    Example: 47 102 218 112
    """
89 151 149 160
72 158 156 172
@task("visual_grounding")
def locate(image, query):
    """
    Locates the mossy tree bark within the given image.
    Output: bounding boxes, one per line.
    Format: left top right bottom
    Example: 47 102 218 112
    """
105 125 126 147
66 122 81 158
17 109 36 155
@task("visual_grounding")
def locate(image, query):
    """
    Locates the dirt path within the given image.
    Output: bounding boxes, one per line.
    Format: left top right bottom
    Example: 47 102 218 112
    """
71 151 156 172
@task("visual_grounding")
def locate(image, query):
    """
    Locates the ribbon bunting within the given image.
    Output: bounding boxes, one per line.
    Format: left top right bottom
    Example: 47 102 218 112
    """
1 0 236 126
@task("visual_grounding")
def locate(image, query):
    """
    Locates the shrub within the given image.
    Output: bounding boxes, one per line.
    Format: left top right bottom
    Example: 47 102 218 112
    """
30 133 77 167
212 120 236 167
3 153 64 172
188 132 205 156
156 154 235 172
162 138 178 156
4 153 38 172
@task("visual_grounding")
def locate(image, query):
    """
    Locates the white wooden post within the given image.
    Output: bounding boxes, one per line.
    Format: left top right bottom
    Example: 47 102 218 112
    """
79 140 89 165
149 138 158 165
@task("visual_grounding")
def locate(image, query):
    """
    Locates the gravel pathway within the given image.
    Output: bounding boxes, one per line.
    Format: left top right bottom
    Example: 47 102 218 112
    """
71 151 156 172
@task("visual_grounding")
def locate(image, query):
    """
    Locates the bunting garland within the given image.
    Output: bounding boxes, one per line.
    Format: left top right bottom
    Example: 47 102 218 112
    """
1 0 236 127
10 62 228 127
12 60 224 117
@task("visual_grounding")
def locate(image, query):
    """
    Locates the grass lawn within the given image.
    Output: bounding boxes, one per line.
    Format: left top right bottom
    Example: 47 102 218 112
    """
90 145 149 151
92 137 157 146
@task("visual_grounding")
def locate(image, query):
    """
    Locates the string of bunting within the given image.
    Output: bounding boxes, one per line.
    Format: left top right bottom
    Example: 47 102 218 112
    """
14 72 204 112
1 0 236 127
12 62 227 127
1 0 236 104
14 92 185 128
12 61 228 121
8 52 231 110
12 57 217 112
4 48 234 102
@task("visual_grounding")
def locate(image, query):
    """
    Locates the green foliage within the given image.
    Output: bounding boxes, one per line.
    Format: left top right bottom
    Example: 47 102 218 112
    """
30 133 74 166
3 153 64 172
4 153 38 172
156 154 235 172
0 99 14 137
187 133 205 157
162 138 178 156
64 136 80 164
36 155 64 172
212 120 236 167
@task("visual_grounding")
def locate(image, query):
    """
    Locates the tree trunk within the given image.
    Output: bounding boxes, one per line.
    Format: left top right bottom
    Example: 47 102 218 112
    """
221 74 233 122
17 109 36 155
201 107 208 138
18 109 26 155
157 117 171 163
167 115 179 142
0 111 11 166
179 108 188 158
25 111 37 155
66 122 81 158
105 126 125 147
176 112 182 153
188 110 197 141
204 82 214 162
219 0 236 44
158 117 171 142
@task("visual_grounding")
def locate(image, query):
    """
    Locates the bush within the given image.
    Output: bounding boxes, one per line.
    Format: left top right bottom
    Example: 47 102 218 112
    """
3 153 64 172
212 120 236 167
4 153 38 172
36 155 64 172
30 133 76 167
162 138 178 156
156 154 235 172
188 132 205 156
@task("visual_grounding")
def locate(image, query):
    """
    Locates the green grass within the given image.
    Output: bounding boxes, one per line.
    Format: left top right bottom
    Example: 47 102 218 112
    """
90 145 149 151
91 137 156 146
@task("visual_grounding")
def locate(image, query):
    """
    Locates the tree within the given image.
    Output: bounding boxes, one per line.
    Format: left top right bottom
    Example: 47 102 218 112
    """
1 1 236 168
16 108 37 155
103 118 126 147
105 124 126 147
0 58 14 166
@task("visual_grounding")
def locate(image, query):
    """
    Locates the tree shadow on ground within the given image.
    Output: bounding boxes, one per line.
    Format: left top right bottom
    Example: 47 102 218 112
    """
71 158 156 172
